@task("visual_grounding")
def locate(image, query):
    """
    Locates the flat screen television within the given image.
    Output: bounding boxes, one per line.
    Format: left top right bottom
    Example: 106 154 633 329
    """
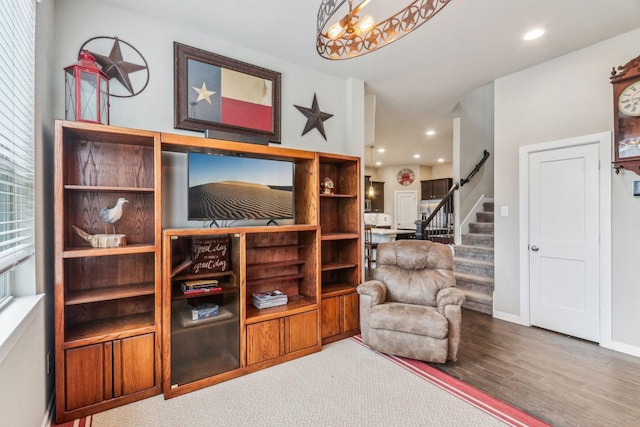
188 152 294 223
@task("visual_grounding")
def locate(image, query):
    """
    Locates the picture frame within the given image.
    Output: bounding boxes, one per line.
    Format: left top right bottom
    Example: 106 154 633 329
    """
174 42 281 143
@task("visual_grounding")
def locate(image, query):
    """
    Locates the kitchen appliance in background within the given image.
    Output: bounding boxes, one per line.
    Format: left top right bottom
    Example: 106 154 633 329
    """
364 213 392 228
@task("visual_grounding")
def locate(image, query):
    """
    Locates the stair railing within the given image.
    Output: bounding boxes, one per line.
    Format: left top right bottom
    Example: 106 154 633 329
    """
460 149 489 187
419 150 490 242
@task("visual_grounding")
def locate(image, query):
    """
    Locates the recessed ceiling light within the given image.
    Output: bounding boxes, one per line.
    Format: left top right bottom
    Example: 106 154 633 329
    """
413 154 420 159
426 130 436 136
377 148 385 153
523 28 545 41
375 161 382 166
437 158 444 163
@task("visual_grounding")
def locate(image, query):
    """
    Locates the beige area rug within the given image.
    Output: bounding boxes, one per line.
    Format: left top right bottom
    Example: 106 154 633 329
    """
87 338 518 427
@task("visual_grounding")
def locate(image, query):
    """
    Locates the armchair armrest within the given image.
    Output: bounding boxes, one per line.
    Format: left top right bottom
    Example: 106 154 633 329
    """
357 280 387 307
436 287 465 313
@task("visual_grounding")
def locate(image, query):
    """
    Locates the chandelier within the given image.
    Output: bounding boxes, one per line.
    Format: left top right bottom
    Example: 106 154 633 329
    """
317 0 453 60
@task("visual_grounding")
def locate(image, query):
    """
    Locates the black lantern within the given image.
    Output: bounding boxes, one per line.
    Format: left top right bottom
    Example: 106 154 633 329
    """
64 50 110 124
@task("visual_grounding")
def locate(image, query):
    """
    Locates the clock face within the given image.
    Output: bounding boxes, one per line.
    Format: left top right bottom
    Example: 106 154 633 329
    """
397 168 415 186
618 80 640 117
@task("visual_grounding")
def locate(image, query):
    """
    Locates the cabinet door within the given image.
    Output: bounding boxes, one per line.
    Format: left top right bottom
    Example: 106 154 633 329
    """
246 319 282 365
321 296 341 339
64 344 108 411
285 311 318 353
432 178 452 198
421 181 434 200
116 333 156 397
342 292 360 333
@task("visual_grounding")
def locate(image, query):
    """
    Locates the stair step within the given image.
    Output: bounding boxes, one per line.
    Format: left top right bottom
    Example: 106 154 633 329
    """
461 233 494 248
476 211 494 223
454 258 494 277
469 222 494 235
483 201 494 212
461 290 493 315
453 245 494 262
454 271 494 294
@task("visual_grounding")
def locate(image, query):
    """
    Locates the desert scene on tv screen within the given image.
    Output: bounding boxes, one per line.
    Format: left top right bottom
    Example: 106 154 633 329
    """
189 181 293 220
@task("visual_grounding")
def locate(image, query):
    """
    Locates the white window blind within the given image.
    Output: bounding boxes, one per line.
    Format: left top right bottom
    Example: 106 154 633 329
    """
0 0 36 304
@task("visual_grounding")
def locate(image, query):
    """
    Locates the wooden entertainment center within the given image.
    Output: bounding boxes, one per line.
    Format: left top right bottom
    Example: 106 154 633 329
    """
53 120 362 422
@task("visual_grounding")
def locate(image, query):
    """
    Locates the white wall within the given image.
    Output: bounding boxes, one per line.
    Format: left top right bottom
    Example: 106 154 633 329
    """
0 297 47 427
52 0 362 157
494 27 640 349
453 83 494 220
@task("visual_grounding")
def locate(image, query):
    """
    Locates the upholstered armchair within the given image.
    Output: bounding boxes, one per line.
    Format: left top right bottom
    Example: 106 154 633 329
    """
357 239 465 363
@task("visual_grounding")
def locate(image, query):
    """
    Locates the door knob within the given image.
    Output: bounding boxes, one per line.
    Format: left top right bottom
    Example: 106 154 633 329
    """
530 245 539 252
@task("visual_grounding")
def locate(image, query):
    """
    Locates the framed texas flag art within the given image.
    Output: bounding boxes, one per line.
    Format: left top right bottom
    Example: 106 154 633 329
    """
174 42 281 143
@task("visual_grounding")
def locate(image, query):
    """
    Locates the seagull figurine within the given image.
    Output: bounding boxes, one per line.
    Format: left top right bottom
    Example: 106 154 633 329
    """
99 198 128 234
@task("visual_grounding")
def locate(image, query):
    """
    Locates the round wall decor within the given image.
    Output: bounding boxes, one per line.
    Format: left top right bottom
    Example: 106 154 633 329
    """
397 168 415 186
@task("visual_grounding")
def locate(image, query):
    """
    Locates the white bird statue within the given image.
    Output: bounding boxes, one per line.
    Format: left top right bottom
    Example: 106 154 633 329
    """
99 198 128 234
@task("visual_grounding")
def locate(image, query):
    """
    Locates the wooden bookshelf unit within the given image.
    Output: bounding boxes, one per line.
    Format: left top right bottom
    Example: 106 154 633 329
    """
54 122 360 413
53 121 162 423
317 153 362 344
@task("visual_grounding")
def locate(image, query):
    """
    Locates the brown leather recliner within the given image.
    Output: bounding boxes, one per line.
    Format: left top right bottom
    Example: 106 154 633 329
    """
357 240 465 363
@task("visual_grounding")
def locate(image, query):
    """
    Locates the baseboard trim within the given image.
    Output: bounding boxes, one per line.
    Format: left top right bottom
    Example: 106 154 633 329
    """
600 340 640 358
492 310 530 326
41 395 54 427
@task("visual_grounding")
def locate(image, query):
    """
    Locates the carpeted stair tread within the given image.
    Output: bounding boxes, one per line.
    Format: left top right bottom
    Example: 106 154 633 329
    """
476 212 494 223
454 245 494 262
454 258 494 277
454 271 494 294
469 222 494 235
461 233 494 248
462 294 493 315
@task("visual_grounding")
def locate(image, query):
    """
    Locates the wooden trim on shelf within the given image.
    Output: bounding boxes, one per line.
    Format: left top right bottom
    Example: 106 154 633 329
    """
64 185 155 192
320 232 359 241
64 312 156 349
321 261 358 272
65 283 155 305
62 244 157 258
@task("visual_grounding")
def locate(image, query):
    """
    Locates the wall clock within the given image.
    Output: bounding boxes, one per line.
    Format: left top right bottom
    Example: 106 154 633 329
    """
397 168 415 186
611 54 640 174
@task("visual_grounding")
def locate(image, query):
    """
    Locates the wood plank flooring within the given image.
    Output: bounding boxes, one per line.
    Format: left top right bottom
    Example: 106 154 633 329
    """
433 308 640 426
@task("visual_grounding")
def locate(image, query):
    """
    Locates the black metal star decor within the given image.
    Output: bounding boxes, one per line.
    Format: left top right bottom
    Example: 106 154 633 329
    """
294 93 333 140
80 36 149 97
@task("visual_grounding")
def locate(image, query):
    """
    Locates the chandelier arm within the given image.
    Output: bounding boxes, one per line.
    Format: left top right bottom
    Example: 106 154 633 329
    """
351 0 372 15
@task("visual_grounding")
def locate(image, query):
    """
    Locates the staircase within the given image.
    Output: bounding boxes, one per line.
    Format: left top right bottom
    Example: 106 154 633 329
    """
453 201 494 315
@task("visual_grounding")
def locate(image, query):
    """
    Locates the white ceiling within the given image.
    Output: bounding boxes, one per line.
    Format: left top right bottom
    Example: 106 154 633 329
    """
102 0 640 167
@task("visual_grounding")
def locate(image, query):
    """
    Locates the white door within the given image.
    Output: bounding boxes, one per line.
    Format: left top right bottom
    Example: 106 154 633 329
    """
528 143 599 341
394 191 417 229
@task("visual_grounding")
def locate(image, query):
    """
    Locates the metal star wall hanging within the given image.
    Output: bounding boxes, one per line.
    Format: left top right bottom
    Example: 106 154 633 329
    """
294 93 333 140
80 36 149 97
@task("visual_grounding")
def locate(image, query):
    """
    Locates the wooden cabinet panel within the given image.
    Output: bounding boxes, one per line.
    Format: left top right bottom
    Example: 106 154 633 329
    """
321 292 360 343
119 334 156 396
246 311 318 366
65 344 106 411
64 334 156 411
285 311 318 353
321 296 341 338
246 319 281 365
343 292 360 332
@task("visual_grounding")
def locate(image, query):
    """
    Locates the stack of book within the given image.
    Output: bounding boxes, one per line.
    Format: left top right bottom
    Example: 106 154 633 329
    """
181 278 222 295
252 290 288 309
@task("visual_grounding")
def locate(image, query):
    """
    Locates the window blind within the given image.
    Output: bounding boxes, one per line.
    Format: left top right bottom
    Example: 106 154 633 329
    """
0 0 36 303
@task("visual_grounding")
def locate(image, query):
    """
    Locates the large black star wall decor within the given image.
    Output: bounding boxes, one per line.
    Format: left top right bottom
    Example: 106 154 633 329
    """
80 36 149 97
294 93 333 140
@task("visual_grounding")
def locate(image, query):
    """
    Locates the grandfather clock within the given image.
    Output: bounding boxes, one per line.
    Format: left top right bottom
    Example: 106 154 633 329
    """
611 54 640 174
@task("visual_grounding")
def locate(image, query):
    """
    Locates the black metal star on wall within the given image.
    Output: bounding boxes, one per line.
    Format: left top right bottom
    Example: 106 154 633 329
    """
294 93 333 140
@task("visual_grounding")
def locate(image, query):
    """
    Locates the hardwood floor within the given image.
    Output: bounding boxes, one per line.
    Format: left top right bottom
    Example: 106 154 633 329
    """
433 308 640 426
